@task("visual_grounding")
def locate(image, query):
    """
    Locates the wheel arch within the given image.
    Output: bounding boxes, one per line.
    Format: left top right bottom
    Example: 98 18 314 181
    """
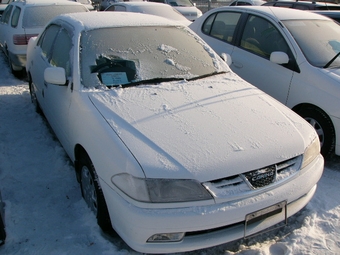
74 144 89 182
292 102 336 156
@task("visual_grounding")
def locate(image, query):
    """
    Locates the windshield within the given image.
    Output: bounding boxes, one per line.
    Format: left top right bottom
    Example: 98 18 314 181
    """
80 26 224 88
283 19 340 68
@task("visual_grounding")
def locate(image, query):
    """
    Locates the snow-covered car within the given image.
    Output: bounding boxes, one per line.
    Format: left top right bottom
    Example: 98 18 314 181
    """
72 0 95 11
189 6 340 157
26 11 324 254
149 0 202 21
0 0 88 76
104 1 191 26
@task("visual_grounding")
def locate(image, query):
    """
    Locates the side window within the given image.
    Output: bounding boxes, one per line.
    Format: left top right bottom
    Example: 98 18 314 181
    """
38 24 60 60
50 28 72 77
10 6 20 28
113 6 126 11
240 15 289 59
1 5 13 24
202 12 241 43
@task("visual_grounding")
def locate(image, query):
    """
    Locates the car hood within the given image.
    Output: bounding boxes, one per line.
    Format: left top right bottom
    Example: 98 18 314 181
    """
88 72 314 182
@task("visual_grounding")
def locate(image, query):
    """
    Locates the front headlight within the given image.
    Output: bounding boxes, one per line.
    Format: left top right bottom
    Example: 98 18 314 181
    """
301 137 320 169
111 173 213 203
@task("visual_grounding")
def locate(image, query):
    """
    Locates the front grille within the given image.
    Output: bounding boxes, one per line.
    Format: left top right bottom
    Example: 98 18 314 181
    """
243 165 276 188
203 156 302 200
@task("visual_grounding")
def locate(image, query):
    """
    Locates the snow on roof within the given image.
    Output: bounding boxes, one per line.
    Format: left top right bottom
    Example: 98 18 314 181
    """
55 11 184 31
13 0 85 6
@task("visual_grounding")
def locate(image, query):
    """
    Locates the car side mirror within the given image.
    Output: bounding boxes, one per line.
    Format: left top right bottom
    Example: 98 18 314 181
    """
221 53 232 66
44 67 67 85
270 51 289 65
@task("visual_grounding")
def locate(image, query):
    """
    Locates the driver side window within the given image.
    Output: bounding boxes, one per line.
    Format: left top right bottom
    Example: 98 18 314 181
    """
240 15 289 59
50 28 72 77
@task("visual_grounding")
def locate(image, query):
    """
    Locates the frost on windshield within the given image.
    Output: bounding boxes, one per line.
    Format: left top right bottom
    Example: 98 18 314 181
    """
80 26 226 88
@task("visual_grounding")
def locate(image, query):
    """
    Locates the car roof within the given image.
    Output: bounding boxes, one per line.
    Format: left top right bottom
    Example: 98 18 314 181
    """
264 0 340 6
53 11 185 31
9 0 85 7
208 6 332 21
108 2 171 7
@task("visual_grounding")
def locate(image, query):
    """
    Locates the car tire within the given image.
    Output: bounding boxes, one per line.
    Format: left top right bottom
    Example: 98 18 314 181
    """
79 153 112 232
297 106 335 157
28 76 42 114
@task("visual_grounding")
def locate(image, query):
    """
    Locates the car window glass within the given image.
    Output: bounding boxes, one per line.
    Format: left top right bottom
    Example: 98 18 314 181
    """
10 6 20 28
294 4 310 10
1 5 12 23
22 5 87 28
39 24 60 60
240 15 289 59
275 3 293 8
283 19 340 67
202 11 241 43
113 5 125 11
50 28 72 77
105 5 115 11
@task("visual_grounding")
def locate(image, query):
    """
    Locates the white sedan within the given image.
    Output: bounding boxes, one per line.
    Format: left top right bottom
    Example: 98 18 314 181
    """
26 11 323 254
189 6 340 157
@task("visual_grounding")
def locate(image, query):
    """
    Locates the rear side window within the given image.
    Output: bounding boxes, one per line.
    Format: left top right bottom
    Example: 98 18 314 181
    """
202 11 241 43
10 6 20 27
22 5 87 28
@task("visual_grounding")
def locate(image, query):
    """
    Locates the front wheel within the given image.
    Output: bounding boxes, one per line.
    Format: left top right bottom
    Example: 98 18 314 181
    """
297 106 335 157
79 153 112 232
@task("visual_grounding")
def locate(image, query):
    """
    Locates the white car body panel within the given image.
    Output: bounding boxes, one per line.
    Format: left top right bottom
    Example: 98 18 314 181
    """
189 6 340 155
26 11 324 254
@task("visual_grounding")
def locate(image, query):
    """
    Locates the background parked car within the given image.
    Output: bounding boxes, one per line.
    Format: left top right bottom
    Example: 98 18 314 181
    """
104 1 192 25
72 0 95 11
312 10 340 22
262 0 340 10
26 10 323 254
229 0 265 6
99 0 144 11
0 0 88 76
148 0 202 20
189 6 340 157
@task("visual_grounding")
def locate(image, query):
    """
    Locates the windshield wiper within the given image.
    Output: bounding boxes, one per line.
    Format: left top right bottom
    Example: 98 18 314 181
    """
324 52 340 68
187 71 227 81
121 77 184 88
119 71 227 88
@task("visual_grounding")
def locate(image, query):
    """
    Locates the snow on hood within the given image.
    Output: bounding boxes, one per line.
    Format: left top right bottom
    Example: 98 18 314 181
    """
88 72 314 182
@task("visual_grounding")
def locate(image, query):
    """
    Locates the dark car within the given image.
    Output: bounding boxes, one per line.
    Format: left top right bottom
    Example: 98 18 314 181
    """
313 10 340 22
263 0 340 10
0 190 5 245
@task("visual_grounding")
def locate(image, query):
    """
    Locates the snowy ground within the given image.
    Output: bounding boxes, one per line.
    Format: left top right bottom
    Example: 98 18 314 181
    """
0 50 339 255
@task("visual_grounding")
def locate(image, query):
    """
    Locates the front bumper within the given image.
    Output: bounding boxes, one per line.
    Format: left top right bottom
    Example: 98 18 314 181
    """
101 154 324 254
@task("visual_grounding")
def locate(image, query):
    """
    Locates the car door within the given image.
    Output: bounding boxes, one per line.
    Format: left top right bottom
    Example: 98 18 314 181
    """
230 14 297 104
42 26 74 150
31 24 73 150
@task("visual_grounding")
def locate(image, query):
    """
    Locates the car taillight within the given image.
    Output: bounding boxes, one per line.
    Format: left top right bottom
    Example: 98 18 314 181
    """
13 34 38 45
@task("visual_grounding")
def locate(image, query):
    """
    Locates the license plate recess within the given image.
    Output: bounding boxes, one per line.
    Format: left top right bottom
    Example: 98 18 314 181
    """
244 200 287 238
